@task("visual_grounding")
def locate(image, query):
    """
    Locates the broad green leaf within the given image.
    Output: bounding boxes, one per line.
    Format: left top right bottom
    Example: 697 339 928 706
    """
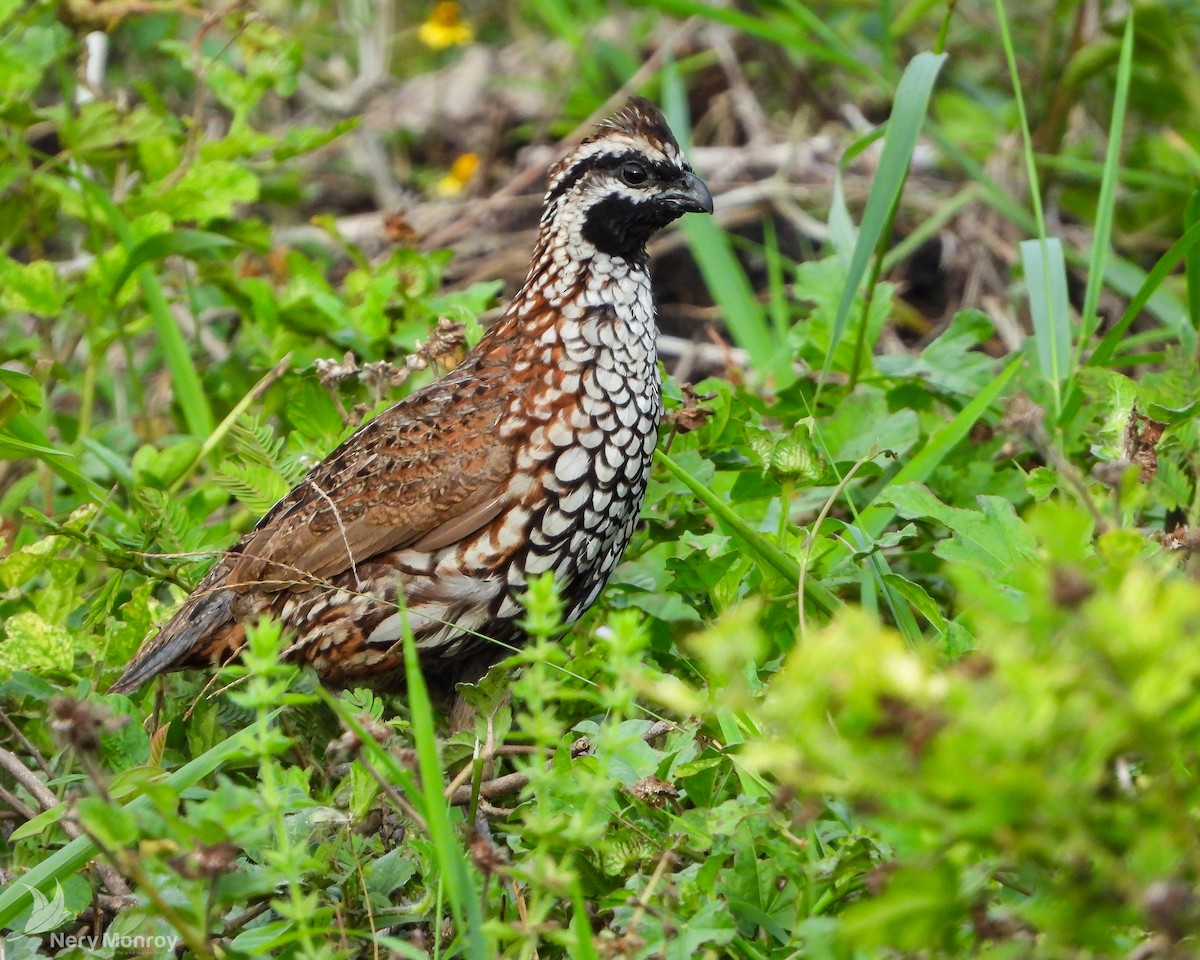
7 803 66 843
860 356 1023 538
0 369 41 412
140 159 259 224
110 229 242 297
0 612 73 675
0 257 66 316
886 483 1037 573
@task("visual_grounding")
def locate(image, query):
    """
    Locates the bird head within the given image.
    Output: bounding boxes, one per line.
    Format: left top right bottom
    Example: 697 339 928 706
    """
540 97 714 262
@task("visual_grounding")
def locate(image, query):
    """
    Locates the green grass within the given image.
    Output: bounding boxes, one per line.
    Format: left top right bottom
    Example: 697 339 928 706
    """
4 0 1200 956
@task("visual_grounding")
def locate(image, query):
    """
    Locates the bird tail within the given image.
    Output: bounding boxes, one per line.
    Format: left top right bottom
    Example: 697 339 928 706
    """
107 588 235 694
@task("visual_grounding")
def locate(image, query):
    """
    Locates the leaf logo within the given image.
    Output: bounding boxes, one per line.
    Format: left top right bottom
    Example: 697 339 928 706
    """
22 880 72 935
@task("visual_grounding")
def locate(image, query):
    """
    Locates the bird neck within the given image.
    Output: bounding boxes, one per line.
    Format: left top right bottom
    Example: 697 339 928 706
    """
497 232 658 348
465 237 661 428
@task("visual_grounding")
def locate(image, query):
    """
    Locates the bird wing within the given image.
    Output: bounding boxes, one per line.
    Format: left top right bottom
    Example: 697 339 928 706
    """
225 380 518 592
109 351 527 695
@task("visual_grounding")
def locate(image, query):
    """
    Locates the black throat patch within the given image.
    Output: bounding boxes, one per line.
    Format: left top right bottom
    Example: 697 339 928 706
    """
581 194 678 260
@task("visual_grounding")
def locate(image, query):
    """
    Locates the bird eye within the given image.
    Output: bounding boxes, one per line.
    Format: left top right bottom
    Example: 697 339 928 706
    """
620 161 649 186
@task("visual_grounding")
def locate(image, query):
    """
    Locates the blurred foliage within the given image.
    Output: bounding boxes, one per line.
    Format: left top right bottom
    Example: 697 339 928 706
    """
2 0 1200 958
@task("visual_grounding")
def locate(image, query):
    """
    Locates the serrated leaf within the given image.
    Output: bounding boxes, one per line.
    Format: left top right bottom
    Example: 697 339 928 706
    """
886 483 1037 573
456 661 515 716
142 159 259 224
876 309 996 396
0 257 66 316
0 612 72 675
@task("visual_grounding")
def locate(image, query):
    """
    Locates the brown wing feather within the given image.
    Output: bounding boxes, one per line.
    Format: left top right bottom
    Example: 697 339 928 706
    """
227 372 517 591
109 358 523 693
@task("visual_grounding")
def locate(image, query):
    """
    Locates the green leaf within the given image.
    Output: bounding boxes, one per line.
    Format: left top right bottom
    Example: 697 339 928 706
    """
0 612 73 675
859 355 1023 538
141 159 259 224
886 483 1037 573
655 449 840 616
1078 217 1200 389
75 797 139 849
1077 14 1134 344
230 919 296 952
8 803 67 843
1026 466 1058 500
110 229 242 297
881 573 948 633
0 257 66 316
21 880 71 936
0 432 70 460
0 369 41 413
876 309 996 396
747 419 835 484
272 118 360 161
1021 237 1073 394
399 616 489 959
819 51 947 390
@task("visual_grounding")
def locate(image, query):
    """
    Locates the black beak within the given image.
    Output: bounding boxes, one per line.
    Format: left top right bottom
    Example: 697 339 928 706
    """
661 171 714 215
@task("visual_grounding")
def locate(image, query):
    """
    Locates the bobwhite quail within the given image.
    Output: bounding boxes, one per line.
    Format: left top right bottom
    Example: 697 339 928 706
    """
110 97 713 699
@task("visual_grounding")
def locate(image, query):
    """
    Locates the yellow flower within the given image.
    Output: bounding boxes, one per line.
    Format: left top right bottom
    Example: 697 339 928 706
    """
433 152 480 196
418 1 473 50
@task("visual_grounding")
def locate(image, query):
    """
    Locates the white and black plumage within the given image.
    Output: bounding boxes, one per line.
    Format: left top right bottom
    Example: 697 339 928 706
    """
110 97 713 699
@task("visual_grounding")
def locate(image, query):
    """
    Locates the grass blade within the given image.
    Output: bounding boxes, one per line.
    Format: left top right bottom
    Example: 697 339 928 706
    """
1077 13 1134 345
661 66 789 386
655 449 840 615
1087 218 1200 368
818 51 947 391
1021 237 1072 407
679 215 783 383
929 126 1190 333
110 229 242 298
1186 189 1200 328
995 0 1048 239
3 413 133 524
401 610 489 959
